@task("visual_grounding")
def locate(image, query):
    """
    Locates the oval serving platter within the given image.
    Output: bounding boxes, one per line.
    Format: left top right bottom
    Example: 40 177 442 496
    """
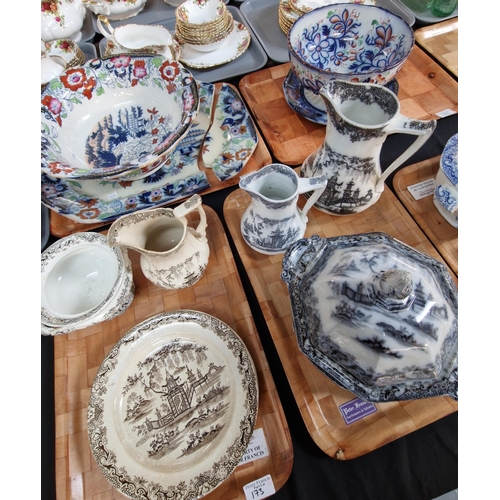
88 310 258 500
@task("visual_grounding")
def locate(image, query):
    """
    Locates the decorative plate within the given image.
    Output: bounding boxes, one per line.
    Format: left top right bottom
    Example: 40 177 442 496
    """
179 21 251 69
41 82 215 223
201 83 258 181
88 310 259 500
440 133 458 186
283 69 399 125
281 233 458 402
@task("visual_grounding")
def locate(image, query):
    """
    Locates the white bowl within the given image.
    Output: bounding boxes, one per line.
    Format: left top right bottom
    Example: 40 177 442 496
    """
41 232 132 328
41 55 199 181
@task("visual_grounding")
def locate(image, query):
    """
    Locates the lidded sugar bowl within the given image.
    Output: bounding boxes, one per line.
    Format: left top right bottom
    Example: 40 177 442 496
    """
281 232 458 402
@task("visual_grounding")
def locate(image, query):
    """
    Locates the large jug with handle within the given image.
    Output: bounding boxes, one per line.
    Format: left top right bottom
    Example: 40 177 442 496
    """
107 194 209 290
301 80 437 215
239 163 327 255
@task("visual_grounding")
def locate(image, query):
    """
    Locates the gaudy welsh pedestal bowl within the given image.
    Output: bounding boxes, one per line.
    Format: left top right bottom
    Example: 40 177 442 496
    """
287 3 415 97
41 55 199 181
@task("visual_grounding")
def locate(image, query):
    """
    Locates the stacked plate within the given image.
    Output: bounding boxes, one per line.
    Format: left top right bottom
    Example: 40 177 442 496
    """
279 0 378 35
278 0 300 35
41 232 135 336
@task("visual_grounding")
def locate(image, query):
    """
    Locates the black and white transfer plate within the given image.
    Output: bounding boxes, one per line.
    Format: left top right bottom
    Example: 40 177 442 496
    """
88 309 259 499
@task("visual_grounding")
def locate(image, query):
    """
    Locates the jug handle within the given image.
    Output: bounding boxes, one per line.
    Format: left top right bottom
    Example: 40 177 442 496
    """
173 194 207 240
376 116 437 192
297 175 328 223
96 15 114 40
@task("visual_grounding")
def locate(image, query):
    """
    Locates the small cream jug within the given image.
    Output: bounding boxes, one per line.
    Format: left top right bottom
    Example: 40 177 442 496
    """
107 194 209 290
301 80 437 215
97 15 180 60
239 163 327 255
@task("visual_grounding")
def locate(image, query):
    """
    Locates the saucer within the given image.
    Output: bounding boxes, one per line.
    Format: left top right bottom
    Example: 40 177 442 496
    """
179 21 250 69
41 83 215 224
283 69 400 125
202 84 258 181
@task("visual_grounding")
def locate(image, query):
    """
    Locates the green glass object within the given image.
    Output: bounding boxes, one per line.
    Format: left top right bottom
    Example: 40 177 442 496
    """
429 0 458 17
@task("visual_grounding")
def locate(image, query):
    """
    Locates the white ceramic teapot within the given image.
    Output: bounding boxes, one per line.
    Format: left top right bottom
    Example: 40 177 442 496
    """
85 0 148 20
41 0 88 42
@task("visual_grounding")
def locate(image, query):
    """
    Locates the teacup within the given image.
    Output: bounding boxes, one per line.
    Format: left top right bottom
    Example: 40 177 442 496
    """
433 133 458 228
97 15 180 60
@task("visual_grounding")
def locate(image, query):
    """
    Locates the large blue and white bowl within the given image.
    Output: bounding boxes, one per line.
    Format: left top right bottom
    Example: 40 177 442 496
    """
41 55 199 181
288 3 414 95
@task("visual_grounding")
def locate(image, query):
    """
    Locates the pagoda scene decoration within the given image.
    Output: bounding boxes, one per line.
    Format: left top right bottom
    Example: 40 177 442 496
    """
121 338 229 459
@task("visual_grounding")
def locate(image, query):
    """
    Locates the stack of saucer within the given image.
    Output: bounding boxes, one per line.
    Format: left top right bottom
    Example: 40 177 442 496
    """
278 0 300 35
175 0 234 52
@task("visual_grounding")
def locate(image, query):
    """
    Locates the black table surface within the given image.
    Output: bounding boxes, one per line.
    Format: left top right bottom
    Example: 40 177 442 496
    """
41 4 458 498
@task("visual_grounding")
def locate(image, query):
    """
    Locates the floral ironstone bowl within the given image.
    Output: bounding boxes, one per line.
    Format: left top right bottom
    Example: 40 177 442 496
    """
287 3 414 95
41 55 199 181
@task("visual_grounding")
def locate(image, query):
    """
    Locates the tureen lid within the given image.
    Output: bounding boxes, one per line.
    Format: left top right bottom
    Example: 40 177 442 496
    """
281 232 458 402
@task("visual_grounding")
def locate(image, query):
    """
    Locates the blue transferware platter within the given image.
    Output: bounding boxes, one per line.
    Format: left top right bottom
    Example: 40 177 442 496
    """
41 82 215 224
440 133 458 186
283 69 399 125
202 84 258 181
281 233 458 402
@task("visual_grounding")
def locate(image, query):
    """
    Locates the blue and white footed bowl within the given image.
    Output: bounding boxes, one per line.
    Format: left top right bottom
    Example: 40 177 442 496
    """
41 55 199 181
287 3 415 94
440 133 458 186
433 133 458 228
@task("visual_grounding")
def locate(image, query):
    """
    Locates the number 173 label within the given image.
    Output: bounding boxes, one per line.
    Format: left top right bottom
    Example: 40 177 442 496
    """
243 474 275 500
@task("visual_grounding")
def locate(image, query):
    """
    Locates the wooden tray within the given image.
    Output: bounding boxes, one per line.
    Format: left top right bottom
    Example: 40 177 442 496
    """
415 18 458 78
223 181 458 460
238 46 459 166
48 83 272 238
53 206 293 499
393 155 458 276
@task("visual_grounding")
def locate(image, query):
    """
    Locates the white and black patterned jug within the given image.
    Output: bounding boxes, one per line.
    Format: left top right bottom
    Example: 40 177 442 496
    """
239 163 327 255
301 80 437 215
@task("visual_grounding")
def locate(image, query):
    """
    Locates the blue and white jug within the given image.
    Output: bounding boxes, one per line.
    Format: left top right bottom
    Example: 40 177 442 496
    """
301 80 437 215
239 163 327 255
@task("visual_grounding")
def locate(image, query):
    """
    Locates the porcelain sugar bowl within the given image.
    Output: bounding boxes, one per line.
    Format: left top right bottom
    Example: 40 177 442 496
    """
281 232 458 402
